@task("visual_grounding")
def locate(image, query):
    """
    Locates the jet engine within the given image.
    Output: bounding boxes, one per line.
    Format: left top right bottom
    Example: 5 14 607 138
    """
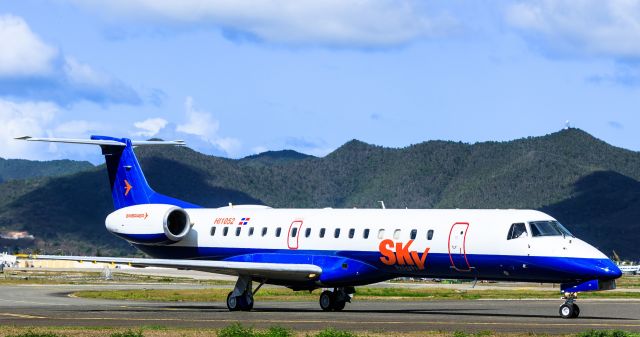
105 204 192 245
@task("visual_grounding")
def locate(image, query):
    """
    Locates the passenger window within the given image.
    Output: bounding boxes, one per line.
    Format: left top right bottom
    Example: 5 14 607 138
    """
305 228 311 238
427 229 434 240
363 229 370 239
235 227 241 236
349 228 355 239
507 223 528 240
223 227 229 236
261 227 267 237
248 227 254 236
210 227 216 236
410 229 417 240
276 227 282 237
393 229 401 240
319 228 326 238
378 229 385 239
334 228 341 238
291 227 298 237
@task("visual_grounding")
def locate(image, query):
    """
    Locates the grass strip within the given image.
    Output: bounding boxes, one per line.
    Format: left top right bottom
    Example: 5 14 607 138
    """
2 324 640 337
73 287 640 302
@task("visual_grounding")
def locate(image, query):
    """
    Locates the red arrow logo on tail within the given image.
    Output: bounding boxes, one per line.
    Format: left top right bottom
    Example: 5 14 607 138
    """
124 179 132 196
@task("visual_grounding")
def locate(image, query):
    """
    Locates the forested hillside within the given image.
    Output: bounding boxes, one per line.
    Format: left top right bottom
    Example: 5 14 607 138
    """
1 128 638 259
0 158 93 183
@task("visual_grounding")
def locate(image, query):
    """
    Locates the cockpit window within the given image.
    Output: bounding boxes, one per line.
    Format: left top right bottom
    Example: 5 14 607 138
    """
529 220 574 238
507 223 527 240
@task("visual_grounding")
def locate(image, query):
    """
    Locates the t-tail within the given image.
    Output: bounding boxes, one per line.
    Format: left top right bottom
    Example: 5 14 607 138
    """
15 135 201 210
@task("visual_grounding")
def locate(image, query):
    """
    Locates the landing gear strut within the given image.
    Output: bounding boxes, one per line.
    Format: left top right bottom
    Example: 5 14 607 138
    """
319 287 354 311
226 276 264 311
559 292 580 319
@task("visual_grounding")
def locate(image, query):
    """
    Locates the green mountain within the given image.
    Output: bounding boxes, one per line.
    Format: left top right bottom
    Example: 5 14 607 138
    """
0 158 93 183
239 150 314 167
1 128 639 259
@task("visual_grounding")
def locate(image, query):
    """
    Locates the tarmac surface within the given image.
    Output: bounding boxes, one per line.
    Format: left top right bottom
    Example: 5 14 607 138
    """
0 284 639 334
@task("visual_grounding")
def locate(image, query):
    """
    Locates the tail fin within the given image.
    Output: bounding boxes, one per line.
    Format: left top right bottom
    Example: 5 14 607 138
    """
16 135 201 210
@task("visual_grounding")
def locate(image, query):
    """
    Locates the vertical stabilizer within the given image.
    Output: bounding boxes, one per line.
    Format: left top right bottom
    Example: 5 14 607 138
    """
93 135 200 210
16 135 201 210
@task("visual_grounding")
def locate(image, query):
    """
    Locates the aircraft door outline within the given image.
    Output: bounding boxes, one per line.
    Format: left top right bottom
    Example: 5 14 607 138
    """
287 220 303 250
448 222 471 272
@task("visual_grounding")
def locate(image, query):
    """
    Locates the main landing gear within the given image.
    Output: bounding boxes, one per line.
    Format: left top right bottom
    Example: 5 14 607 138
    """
319 287 355 311
559 292 580 319
226 275 265 311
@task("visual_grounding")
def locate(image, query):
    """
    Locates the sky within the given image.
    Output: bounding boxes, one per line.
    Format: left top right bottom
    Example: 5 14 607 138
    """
1 0 640 163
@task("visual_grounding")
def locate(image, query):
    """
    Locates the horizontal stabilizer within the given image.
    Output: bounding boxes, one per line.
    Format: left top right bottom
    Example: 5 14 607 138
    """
15 136 185 147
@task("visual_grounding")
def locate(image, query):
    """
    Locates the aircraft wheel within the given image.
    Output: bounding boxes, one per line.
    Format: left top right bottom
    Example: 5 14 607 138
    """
226 292 239 311
319 291 334 311
333 300 346 311
240 292 254 311
571 304 580 318
559 303 575 319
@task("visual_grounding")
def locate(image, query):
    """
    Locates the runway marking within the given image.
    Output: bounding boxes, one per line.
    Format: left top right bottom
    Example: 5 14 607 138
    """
0 313 46 319
1 310 638 330
0 298 70 306
36 316 640 328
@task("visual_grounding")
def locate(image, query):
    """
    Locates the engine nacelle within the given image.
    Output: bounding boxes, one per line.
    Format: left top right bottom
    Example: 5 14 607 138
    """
105 204 191 245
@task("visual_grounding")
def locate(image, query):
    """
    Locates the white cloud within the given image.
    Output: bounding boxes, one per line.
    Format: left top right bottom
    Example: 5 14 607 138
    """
0 14 58 76
54 120 103 136
63 57 111 88
0 15 141 106
72 0 456 48
214 137 242 156
177 96 219 138
175 96 241 157
252 146 268 154
133 117 168 137
506 0 640 58
0 99 57 159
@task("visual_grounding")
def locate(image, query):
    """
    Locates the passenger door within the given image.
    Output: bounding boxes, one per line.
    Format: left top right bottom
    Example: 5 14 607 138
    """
287 220 303 250
448 222 471 272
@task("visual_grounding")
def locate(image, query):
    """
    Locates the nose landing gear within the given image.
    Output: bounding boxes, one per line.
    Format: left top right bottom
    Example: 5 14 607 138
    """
559 292 580 319
319 287 354 311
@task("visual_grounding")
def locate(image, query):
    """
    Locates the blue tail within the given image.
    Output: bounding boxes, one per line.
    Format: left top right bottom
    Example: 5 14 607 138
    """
92 135 201 210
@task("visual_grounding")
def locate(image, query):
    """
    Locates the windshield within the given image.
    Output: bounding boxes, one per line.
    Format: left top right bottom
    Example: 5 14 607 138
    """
529 220 574 237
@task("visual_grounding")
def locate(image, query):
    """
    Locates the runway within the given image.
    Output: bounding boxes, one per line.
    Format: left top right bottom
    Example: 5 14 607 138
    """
0 284 639 334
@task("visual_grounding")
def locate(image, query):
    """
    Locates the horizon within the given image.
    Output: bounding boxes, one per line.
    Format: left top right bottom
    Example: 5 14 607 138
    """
5 127 626 165
2 2 640 163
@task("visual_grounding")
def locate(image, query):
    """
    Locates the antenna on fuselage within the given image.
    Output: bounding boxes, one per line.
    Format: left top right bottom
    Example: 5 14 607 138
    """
378 201 386 209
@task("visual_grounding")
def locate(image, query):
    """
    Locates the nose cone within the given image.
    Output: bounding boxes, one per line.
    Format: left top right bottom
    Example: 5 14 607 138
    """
588 259 622 280
571 239 622 280
595 258 623 280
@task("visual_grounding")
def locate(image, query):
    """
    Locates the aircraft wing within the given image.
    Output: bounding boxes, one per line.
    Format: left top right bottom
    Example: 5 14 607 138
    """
22 255 322 282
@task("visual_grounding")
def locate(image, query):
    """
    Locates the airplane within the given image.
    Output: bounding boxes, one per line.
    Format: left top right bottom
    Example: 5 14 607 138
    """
16 135 622 318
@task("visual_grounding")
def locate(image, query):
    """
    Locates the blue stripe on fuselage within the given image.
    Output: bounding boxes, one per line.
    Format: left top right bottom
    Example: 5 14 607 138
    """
134 245 621 286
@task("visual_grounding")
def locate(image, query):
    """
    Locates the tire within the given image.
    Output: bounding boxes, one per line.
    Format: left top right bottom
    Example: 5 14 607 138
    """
333 300 346 311
226 292 239 311
240 292 254 311
559 303 574 319
571 304 580 318
319 291 334 311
